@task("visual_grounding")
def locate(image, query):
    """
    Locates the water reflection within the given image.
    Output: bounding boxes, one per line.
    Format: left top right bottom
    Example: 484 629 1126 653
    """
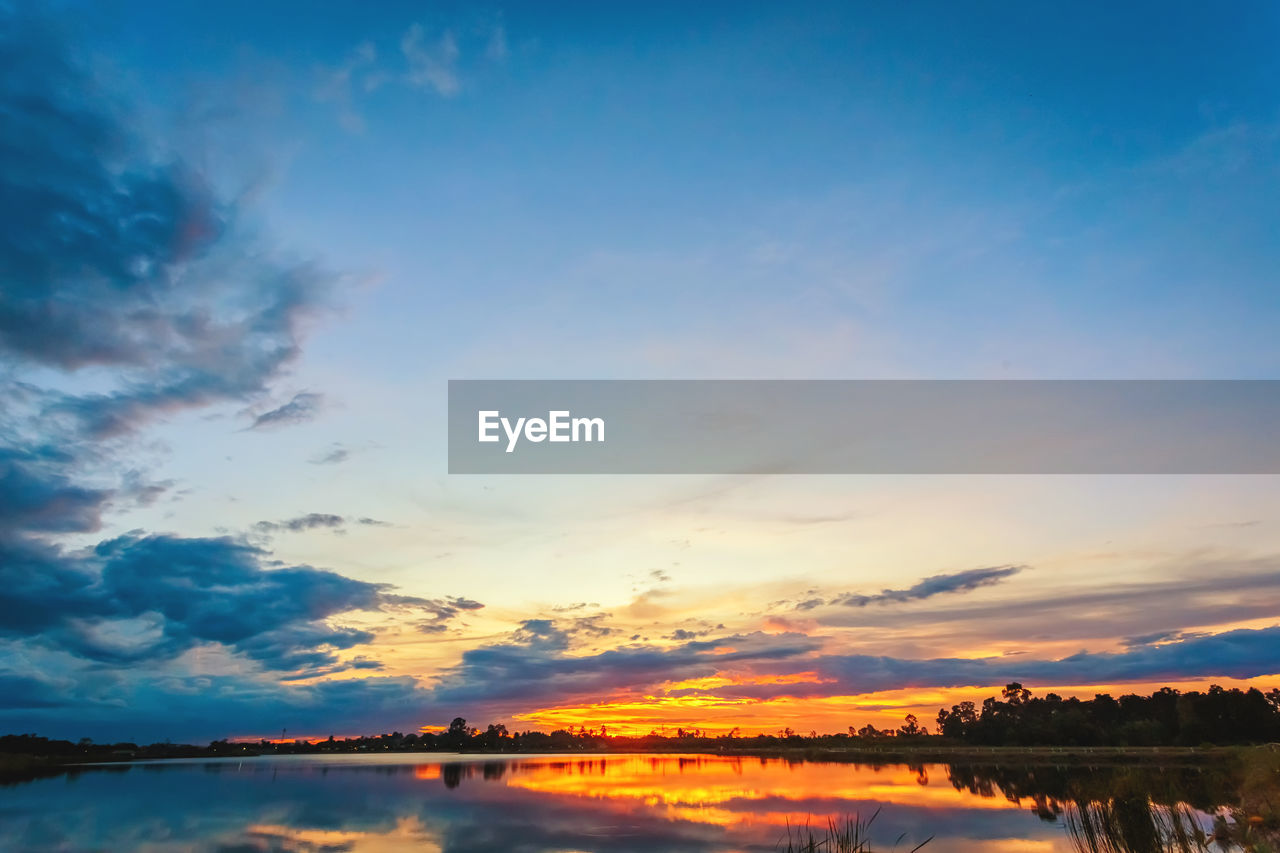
0 754 1269 852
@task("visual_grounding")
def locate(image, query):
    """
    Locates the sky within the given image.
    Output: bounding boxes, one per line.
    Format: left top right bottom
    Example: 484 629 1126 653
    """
2 0 1280 742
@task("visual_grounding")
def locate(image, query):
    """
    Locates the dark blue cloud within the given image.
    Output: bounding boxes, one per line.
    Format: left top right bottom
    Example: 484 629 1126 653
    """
417 620 1280 720
831 565 1024 608
0 534 408 672
0 4 436 707
0 672 72 710
0 448 109 534
424 626 822 714
0 6 330 437
0 11 223 370
0 537 105 637
0 672 436 742
684 625 1280 702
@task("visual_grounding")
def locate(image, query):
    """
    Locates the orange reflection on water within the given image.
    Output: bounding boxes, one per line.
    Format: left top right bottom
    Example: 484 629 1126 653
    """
244 818 442 853
501 755 1024 830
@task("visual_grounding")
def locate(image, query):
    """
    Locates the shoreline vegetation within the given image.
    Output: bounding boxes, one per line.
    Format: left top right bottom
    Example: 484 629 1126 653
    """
6 681 1280 852
5 683 1280 773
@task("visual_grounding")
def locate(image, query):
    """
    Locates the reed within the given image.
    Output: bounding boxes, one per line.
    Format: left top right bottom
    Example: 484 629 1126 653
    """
779 809 932 852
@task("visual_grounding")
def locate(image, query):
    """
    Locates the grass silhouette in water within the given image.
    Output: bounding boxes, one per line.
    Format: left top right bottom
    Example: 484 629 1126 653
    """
780 809 933 852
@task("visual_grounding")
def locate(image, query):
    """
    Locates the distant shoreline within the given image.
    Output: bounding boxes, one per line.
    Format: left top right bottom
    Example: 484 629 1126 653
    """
5 742 1270 782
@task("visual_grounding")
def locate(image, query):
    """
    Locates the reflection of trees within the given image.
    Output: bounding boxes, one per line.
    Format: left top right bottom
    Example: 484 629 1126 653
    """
438 761 515 789
944 761 1270 853
1065 799 1216 853
442 763 463 789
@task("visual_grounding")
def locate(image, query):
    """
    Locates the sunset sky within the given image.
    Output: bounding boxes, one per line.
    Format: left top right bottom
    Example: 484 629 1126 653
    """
3 1 1280 743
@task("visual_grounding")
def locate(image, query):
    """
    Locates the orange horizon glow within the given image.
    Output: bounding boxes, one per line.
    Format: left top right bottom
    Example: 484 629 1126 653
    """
509 675 1280 736
222 677 1280 742
228 733 370 744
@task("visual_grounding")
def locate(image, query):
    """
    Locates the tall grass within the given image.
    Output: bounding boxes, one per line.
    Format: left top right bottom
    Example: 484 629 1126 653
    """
779 809 932 852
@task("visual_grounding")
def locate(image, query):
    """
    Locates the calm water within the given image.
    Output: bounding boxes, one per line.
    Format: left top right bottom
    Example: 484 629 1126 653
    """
0 753 1246 852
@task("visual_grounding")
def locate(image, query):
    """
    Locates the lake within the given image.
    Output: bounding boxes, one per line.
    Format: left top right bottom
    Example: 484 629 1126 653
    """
0 753 1250 852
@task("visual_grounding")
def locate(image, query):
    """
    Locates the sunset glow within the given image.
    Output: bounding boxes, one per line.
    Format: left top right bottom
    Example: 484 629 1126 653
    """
511 676 1280 737
1 0 1277 753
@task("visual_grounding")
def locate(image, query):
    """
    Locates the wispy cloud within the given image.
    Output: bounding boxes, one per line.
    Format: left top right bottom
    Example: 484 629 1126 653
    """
814 556 1280 651
252 513 391 538
313 17 509 131
828 565 1025 608
309 444 351 465
313 40 380 133
253 512 346 534
401 24 461 96
416 596 486 633
249 392 324 430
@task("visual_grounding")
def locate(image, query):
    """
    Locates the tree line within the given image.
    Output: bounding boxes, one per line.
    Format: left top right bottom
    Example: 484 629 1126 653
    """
933 683 1280 746
4 683 1278 765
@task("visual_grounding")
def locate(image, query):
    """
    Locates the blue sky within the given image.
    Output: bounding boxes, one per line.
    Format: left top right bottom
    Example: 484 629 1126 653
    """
81 0 1280 381
2 1 1279 741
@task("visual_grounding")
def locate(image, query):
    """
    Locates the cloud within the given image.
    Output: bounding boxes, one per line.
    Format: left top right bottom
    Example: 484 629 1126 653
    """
814 557 1280 651
119 471 174 507
251 513 391 539
0 533 406 672
415 596 487 633
0 7 331 440
423 628 821 717
0 8 459 707
401 24 461 96
314 18 510 133
0 670 437 742
249 392 324 430
0 448 110 535
641 626 1280 705
410 612 1280 719
310 445 351 465
837 626 1280 697
486 22 508 62
314 40 380 133
830 566 1024 608
1124 629 1209 648
667 622 726 641
254 512 347 535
